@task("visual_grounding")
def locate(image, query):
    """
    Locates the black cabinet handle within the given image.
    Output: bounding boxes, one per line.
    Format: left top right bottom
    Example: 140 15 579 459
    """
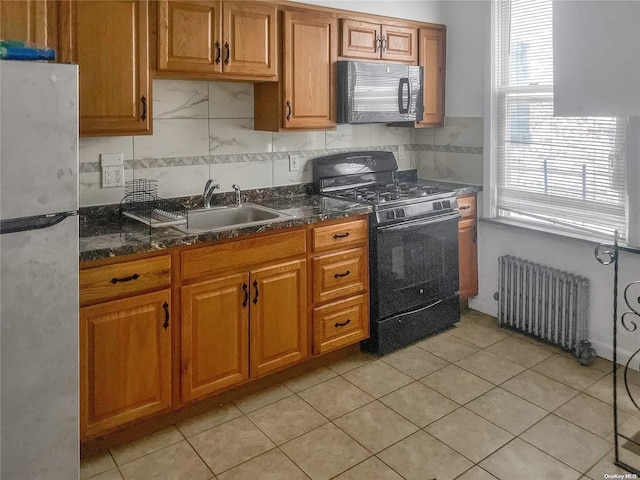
162 302 170 329
140 96 147 121
214 41 221 64
334 319 351 328
242 283 248 307
459 205 471 210
473 225 477 244
110 273 139 284
224 42 230 65
252 280 259 304
333 232 350 239
286 100 292 121
334 270 351 278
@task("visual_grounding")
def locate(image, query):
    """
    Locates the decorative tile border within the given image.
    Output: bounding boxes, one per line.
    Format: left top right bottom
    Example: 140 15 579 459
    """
78 143 483 173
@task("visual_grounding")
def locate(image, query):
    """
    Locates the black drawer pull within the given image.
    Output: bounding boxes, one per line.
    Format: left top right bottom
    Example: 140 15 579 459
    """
459 205 471 210
110 273 139 284
334 270 351 278
253 280 259 304
140 96 147 121
242 283 248 307
333 232 350 239
162 302 170 329
334 319 351 328
214 41 221 64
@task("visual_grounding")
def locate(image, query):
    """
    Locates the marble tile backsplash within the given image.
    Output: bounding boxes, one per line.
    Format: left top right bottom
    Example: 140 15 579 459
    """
78 79 483 206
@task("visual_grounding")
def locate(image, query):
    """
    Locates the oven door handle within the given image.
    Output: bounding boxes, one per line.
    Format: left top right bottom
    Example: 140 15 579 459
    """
378 212 460 232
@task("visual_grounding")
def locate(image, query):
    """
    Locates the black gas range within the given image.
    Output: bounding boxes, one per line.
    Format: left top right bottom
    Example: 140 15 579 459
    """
313 151 461 355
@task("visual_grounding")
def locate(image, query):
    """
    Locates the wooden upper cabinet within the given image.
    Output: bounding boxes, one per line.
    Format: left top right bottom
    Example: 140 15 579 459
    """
418 26 446 127
158 0 221 74
181 273 249 402
59 0 151 136
80 289 172 438
381 24 417 63
281 10 337 130
340 18 417 64
157 0 276 78
340 19 380 60
249 259 307 377
0 0 57 50
222 1 277 76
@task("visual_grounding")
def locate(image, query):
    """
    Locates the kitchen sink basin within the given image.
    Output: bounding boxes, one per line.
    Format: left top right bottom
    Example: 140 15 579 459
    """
173 203 291 234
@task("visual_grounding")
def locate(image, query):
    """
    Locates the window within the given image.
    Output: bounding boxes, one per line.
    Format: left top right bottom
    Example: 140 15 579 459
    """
493 0 627 239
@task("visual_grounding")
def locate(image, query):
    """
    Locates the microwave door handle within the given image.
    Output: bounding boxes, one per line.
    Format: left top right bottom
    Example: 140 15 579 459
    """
398 78 409 114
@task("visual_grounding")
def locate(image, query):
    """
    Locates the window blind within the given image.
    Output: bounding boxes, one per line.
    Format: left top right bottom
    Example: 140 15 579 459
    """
494 0 628 239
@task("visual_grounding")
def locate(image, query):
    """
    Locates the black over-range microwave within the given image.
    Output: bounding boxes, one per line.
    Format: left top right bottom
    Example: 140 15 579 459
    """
337 60 424 124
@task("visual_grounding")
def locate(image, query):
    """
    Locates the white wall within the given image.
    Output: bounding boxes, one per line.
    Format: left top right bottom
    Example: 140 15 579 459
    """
296 0 445 23
438 0 490 117
470 222 640 365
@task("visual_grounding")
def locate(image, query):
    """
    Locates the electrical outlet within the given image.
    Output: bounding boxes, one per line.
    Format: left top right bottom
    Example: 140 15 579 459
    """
289 154 299 172
102 165 124 188
398 145 408 163
100 153 124 188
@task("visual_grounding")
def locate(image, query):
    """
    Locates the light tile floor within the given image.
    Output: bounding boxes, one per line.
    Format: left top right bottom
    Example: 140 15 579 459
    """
81 309 636 480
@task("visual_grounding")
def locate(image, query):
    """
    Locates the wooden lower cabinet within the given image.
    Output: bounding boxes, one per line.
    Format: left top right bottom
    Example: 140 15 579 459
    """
250 259 307 377
458 194 478 299
80 289 172 438
313 294 368 355
181 273 249 402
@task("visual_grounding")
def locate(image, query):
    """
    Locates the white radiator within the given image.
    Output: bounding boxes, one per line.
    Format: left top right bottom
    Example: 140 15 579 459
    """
497 255 591 357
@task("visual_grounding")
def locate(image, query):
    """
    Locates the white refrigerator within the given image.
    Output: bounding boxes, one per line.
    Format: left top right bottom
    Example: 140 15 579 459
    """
0 61 79 479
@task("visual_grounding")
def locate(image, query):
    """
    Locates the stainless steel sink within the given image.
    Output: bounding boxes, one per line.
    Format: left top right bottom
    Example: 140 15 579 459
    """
173 203 291 234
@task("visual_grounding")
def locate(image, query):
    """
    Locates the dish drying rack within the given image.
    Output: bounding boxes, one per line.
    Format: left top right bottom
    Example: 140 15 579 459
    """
120 179 187 231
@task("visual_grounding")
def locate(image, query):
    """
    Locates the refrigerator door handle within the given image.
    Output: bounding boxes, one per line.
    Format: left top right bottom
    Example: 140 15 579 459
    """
0 211 78 235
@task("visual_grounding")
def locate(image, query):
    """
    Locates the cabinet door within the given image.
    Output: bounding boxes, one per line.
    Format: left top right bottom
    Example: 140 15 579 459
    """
181 273 249 402
249 259 307 377
80 289 171 438
340 19 380 60
282 10 337 130
458 218 478 299
158 0 221 74
0 0 57 49
222 1 277 76
381 24 417 63
60 0 151 136
418 27 445 126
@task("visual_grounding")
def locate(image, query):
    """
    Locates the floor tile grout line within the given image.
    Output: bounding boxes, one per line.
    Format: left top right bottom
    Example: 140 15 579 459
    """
109 428 186 469
516 423 603 475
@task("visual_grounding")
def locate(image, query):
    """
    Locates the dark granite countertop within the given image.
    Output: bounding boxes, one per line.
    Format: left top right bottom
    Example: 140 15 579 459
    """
395 170 482 195
79 186 372 262
417 178 483 196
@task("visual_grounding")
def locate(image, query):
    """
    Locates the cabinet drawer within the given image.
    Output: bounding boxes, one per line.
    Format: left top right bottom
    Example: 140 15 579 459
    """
312 218 368 253
313 294 369 355
312 247 366 304
181 229 306 280
457 194 476 219
80 255 171 306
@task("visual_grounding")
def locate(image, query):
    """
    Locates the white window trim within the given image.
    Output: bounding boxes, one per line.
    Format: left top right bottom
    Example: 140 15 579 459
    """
484 0 637 246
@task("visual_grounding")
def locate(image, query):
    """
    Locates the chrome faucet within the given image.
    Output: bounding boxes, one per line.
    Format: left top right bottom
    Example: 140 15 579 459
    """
203 180 220 208
232 184 242 207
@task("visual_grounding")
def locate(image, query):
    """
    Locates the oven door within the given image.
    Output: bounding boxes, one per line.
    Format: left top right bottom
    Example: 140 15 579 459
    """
376 212 460 320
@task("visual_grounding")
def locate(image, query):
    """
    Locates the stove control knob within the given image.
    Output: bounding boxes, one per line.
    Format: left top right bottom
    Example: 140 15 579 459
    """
386 211 396 220
442 200 451 209
433 201 442 210
396 209 405 218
